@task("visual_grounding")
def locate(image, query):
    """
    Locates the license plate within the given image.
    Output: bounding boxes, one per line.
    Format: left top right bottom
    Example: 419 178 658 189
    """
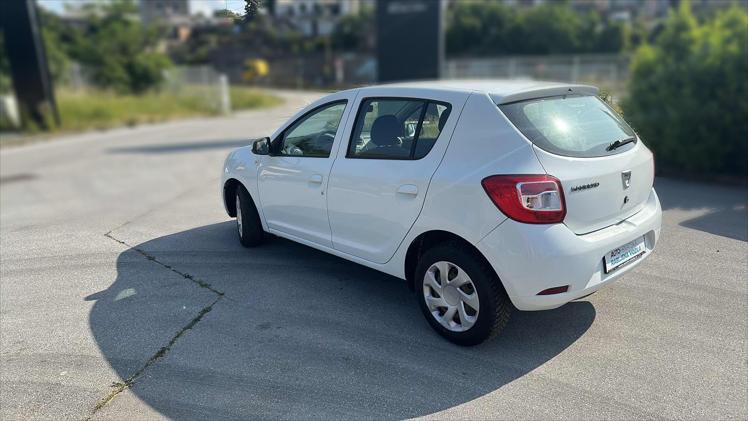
604 236 646 273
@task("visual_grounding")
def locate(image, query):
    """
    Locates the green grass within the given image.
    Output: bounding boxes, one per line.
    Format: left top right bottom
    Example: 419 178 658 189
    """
52 87 282 133
230 87 283 110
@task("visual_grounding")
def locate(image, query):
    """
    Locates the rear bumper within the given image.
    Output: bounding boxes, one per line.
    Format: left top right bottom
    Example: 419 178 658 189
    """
477 188 662 311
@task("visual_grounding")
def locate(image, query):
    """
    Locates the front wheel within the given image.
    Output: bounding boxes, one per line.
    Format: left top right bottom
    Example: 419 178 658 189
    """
415 242 512 346
235 186 264 247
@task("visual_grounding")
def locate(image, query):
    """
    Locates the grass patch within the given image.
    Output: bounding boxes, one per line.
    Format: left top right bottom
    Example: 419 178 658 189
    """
49 87 281 133
231 86 283 110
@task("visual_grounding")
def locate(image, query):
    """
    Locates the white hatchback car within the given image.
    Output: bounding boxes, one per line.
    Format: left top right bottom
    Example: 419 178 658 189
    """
221 80 662 345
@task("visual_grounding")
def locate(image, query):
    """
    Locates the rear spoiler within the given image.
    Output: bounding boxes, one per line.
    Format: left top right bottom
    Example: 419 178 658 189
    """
492 84 599 105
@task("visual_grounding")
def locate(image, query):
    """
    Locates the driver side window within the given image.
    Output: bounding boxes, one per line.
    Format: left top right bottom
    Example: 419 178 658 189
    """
277 101 347 157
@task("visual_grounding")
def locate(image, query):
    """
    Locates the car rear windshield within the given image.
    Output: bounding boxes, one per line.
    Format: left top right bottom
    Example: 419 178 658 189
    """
499 95 637 158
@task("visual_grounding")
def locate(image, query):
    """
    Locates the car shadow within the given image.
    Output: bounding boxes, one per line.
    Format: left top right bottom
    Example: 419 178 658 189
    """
656 177 747 241
107 139 251 154
89 222 595 419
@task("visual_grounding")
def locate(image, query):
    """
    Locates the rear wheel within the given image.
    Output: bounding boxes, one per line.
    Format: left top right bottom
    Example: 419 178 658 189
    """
235 186 264 247
415 242 512 346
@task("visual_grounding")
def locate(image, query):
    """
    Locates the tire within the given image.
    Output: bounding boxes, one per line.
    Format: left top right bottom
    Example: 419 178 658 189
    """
235 185 264 247
415 241 512 346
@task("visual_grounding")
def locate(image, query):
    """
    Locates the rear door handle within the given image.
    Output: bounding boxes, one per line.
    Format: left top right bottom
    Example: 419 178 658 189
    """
309 174 323 184
397 184 418 196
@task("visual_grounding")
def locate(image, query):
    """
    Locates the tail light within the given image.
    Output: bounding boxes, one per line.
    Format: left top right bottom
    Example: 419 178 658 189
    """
481 175 566 224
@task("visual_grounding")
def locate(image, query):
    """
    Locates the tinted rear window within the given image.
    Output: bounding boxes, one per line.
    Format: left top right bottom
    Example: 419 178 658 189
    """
499 95 636 158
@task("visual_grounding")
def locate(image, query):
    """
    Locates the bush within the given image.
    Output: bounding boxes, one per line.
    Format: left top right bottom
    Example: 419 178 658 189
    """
622 2 748 177
65 0 172 94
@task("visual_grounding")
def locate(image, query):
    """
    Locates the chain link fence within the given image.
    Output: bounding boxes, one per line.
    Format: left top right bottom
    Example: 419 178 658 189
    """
66 63 231 114
243 53 629 93
162 66 231 114
443 54 630 94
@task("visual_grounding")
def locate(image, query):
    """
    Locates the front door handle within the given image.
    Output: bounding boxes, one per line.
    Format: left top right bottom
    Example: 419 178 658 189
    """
309 174 323 184
397 184 418 196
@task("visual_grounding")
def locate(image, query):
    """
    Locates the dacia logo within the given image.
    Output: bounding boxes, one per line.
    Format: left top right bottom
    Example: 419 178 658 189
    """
570 182 600 192
621 171 632 190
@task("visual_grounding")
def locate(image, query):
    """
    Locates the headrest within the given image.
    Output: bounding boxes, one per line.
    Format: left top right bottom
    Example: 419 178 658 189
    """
370 115 402 147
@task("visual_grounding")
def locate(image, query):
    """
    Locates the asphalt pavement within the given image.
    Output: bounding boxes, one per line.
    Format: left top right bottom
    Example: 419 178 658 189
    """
1 90 746 420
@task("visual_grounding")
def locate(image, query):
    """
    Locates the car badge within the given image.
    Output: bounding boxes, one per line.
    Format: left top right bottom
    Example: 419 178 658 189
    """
570 182 599 192
621 171 632 190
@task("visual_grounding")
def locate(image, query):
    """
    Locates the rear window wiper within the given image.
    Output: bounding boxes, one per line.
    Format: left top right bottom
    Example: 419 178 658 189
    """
606 136 636 151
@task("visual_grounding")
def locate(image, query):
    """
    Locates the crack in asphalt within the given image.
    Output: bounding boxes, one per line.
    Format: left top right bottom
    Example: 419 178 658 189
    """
103 231 225 296
86 232 226 419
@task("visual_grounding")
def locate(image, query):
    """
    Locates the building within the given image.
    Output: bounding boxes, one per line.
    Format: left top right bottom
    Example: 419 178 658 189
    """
273 0 364 36
139 0 190 25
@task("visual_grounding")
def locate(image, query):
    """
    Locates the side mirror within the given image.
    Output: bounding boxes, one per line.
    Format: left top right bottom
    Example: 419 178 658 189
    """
252 137 270 155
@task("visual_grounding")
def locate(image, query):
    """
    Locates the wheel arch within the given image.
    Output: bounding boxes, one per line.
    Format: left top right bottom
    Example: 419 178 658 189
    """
403 230 506 293
223 178 245 217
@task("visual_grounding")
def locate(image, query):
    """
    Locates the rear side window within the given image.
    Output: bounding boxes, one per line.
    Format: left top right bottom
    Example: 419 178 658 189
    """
348 98 451 160
500 95 636 158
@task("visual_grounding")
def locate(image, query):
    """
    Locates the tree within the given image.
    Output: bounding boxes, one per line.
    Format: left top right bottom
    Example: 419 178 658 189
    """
332 6 374 52
214 9 241 20
68 0 172 93
38 10 71 85
517 4 584 54
244 0 261 22
622 2 748 176
447 2 517 56
445 2 631 56
0 30 11 93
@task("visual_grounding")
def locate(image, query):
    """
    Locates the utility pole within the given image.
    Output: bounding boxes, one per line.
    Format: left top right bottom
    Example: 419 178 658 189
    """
0 0 60 129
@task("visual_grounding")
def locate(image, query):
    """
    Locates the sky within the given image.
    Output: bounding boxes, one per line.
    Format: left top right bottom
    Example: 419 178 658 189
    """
38 0 247 16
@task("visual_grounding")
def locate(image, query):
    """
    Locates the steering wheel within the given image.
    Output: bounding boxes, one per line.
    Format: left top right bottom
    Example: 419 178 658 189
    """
282 144 304 155
316 132 336 144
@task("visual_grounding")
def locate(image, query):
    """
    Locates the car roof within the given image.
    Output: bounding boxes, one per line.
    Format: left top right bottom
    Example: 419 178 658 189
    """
356 79 599 104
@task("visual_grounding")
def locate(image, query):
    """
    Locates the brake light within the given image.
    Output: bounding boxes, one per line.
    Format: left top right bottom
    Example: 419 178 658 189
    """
481 175 566 224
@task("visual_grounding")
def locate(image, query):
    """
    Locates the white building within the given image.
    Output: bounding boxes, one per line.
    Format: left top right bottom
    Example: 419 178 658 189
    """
139 0 190 25
273 0 364 36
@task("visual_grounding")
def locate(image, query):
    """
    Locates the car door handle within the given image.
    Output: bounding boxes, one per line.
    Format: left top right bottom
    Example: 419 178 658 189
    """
397 184 418 196
309 174 324 184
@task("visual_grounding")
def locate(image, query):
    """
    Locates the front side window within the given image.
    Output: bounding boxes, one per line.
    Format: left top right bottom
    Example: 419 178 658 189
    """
348 98 451 160
278 101 346 157
499 95 637 158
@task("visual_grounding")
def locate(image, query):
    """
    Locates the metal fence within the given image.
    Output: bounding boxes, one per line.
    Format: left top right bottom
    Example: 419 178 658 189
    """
65 64 231 114
249 53 630 92
59 53 629 98
443 54 630 92
213 53 377 90
162 66 231 114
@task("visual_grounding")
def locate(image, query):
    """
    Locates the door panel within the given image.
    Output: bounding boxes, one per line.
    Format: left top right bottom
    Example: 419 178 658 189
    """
257 99 351 247
328 160 435 262
259 156 335 246
327 94 466 264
